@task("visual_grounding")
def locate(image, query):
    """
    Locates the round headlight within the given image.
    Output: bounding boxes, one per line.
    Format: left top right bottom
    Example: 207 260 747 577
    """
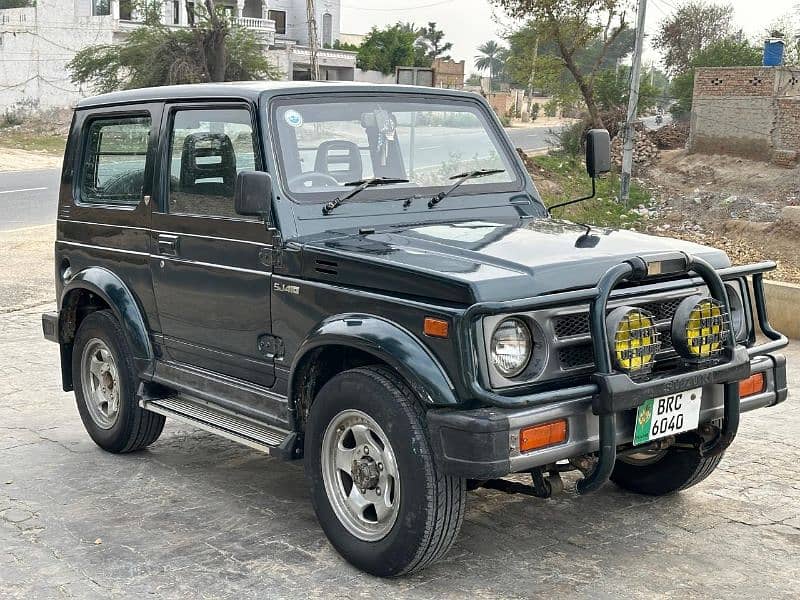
491 318 532 378
606 306 661 374
672 295 727 360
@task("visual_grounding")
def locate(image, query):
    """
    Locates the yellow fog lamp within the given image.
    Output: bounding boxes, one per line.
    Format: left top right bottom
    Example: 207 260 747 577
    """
672 295 728 360
606 307 661 374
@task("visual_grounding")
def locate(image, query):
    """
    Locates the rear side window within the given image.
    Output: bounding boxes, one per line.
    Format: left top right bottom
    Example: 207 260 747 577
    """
80 116 151 206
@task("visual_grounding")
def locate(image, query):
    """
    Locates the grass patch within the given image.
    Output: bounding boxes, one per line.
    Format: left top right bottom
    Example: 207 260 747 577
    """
531 153 651 229
0 130 66 154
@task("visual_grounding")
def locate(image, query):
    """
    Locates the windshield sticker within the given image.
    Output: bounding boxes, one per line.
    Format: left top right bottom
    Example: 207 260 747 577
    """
284 110 303 128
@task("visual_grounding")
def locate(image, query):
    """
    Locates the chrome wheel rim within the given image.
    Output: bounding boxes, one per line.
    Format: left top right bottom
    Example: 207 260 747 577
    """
80 338 121 430
321 409 400 542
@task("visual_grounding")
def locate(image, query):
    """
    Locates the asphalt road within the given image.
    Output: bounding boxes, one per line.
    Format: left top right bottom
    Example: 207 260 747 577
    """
0 126 554 230
0 169 60 231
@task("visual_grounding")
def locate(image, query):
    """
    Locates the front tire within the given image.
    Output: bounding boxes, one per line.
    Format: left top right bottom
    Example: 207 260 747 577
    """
72 310 165 453
610 446 724 496
305 366 466 577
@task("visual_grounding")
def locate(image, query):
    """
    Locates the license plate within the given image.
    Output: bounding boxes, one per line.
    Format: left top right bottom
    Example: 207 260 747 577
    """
633 388 702 446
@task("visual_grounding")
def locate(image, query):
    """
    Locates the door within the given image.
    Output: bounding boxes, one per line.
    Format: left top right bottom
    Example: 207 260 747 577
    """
150 102 275 388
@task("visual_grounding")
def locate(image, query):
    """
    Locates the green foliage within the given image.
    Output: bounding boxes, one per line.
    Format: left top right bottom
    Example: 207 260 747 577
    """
68 5 280 93
0 0 34 7
474 40 507 89
418 22 453 60
332 39 360 52
356 23 431 74
529 103 540 121
653 1 735 75
544 98 558 117
670 37 762 118
532 153 648 229
551 120 584 157
491 1 631 128
466 73 482 86
593 66 659 113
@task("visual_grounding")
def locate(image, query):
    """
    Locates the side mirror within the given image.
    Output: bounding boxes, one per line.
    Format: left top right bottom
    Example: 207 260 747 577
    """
585 129 611 178
235 171 272 219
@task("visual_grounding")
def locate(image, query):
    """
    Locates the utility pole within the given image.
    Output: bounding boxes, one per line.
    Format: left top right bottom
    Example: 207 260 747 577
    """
620 0 647 205
307 0 320 80
526 35 539 119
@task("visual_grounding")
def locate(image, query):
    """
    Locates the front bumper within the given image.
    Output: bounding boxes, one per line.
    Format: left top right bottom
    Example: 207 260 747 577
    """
444 256 789 488
429 353 787 479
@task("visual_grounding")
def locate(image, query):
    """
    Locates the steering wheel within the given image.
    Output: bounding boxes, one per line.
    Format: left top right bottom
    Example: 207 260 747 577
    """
288 172 341 189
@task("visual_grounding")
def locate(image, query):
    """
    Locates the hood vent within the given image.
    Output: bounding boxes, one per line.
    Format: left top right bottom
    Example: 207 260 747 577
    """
314 259 339 276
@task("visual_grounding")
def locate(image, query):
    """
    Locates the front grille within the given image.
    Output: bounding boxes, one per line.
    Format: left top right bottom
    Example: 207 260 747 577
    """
553 296 684 340
553 296 687 371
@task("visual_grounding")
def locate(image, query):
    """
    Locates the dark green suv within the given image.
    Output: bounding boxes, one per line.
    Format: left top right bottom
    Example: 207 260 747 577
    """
42 82 788 576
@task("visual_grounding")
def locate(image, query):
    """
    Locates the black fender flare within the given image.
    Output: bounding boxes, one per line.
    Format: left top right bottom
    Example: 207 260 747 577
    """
60 266 154 368
288 314 459 409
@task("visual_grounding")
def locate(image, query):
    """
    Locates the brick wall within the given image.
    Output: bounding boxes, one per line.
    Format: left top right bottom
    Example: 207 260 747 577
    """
689 66 800 166
432 59 465 89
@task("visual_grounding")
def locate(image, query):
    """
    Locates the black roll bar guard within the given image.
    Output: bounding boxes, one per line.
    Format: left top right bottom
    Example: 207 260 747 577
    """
456 254 788 494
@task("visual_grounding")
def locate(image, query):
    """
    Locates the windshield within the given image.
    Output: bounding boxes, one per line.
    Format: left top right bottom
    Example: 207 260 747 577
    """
271 95 520 203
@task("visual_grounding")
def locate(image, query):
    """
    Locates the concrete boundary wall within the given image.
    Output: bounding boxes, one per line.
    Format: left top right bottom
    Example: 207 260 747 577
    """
764 280 800 340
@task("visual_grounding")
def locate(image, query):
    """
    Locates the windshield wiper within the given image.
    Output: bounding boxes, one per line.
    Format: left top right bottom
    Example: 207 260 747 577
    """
322 176 410 215
428 169 505 208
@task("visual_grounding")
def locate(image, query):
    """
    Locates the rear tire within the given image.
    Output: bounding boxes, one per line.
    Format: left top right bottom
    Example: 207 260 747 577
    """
610 446 724 496
72 310 165 453
305 365 466 577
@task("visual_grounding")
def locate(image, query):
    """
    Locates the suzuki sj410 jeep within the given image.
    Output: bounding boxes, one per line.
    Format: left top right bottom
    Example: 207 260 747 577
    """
42 82 788 576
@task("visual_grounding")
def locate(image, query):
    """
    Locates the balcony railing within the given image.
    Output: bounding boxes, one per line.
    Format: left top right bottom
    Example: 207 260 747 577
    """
233 16 275 31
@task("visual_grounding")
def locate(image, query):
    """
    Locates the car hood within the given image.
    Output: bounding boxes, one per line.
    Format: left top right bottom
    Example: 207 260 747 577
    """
300 219 730 304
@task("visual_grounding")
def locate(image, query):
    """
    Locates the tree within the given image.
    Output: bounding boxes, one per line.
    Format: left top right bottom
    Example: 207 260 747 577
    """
356 23 430 74
593 66 659 113
670 37 762 117
418 22 453 60
68 0 280 92
491 0 632 128
653 1 734 75
474 40 506 90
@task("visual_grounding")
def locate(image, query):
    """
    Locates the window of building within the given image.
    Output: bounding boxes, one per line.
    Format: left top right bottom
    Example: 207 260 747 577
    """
187 1 195 25
80 116 151 206
322 13 332 47
166 108 259 219
92 0 111 16
119 0 133 21
173 0 180 24
268 10 286 34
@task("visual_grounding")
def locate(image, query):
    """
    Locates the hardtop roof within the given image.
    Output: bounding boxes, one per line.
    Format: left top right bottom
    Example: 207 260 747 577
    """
75 81 481 109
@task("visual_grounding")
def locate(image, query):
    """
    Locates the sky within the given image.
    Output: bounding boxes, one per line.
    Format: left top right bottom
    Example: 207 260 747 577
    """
340 0 800 74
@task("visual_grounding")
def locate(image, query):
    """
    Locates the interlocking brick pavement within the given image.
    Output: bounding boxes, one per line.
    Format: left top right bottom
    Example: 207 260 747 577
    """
1 305 799 599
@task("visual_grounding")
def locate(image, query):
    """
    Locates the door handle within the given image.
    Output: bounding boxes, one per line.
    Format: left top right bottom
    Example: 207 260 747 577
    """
157 234 179 256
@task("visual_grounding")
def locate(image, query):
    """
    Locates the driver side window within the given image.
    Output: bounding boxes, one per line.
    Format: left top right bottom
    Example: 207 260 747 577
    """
166 107 260 218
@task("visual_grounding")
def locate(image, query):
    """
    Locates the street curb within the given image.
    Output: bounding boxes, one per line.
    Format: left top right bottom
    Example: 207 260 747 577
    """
764 280 800 340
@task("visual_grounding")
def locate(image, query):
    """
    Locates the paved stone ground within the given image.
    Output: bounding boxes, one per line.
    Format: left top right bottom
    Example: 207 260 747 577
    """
1 305 799 599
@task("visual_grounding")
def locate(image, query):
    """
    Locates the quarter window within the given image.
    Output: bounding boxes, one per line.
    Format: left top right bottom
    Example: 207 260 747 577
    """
80 115 151 206
166 108 259 219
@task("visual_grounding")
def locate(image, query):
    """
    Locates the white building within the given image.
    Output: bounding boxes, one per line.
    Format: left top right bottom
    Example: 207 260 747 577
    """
0 0 356 110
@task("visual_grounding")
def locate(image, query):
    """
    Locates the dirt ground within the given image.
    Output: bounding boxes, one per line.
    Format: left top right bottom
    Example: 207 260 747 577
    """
643 150 800 284
0 149 62 172
0 225 56 313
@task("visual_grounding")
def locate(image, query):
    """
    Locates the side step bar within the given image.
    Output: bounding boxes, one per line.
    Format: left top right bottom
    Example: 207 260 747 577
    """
140 395 293 455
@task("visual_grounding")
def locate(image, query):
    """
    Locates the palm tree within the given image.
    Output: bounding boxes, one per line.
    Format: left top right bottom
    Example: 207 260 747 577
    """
474 40 505 90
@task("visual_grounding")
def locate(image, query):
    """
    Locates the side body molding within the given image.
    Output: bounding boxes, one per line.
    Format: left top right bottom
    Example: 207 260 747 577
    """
61 267 154 376
289 314 458 408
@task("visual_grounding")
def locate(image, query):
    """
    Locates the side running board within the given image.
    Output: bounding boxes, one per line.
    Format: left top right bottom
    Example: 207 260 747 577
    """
140 395 294 456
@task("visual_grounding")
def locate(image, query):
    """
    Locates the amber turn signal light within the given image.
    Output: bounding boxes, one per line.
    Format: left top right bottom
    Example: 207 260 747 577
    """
739 372 766 398
519 420 568 453
424 317 449 338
